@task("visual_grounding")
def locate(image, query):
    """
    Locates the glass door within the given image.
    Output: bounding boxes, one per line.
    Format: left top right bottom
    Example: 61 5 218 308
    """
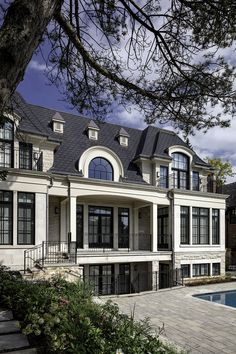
88 206 113 248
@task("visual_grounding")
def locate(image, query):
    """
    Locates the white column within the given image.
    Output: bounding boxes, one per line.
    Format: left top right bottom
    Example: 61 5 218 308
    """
209 208 212 245
133 208 139 250
69 196 77 242
83 204 89 249
189 206 192 246
60 199 67 242
114 206 118 250
150 203 158 252
13 191 17 245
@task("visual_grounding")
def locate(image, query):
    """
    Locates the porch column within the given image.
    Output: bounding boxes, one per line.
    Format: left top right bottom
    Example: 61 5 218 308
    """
150 203 158 252
69 196 77 242
60 199 67 242
83 204 89 249
113 206 119 250
133 208 139 250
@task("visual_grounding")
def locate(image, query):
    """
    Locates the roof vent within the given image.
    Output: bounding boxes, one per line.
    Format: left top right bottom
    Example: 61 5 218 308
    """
87 120 100 140
51 112 65 134
117 127 129 147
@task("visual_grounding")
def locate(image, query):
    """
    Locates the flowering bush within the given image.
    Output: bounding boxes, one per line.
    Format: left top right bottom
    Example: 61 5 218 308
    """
0 266 182 354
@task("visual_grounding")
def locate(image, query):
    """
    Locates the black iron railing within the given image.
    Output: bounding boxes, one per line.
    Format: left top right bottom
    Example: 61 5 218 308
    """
157 173 217 193
84 269 183 296
83 233 152 252
24 241 77 273
158 234 172 250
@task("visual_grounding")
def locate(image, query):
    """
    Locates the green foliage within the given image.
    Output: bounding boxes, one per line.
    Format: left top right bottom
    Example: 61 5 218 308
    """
205 157 235 187
0 265 181 354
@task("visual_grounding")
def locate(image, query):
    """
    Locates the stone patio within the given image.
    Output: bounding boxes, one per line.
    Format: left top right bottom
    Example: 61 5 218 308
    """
112 282 236 354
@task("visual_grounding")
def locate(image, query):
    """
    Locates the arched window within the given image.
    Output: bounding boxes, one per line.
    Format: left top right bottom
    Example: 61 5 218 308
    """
0 120 14 168
89 157 113 181
172 152 189 189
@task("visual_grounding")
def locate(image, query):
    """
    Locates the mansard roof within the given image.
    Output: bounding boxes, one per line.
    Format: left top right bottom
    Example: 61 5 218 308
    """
12 93 209 183
222 182 236 208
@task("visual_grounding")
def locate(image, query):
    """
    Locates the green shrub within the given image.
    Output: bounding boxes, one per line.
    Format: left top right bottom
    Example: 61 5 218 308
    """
0 265 181 354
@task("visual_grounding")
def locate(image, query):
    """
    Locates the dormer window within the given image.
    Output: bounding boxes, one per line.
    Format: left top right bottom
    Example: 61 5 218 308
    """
117 128 129 147
87 120 100 140
51 112 65 134
0 119 14 168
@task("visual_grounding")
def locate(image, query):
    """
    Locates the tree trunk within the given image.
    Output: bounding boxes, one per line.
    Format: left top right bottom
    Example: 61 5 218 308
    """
0 0 62 114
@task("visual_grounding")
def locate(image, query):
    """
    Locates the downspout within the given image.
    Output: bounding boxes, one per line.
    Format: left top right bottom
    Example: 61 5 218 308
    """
167 190 175 272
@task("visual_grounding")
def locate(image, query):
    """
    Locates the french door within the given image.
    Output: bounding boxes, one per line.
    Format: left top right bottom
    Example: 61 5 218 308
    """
88 206 113 248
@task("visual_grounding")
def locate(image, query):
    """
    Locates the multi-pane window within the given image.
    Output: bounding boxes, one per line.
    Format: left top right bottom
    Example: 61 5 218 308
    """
172 153 189 189
19 142 32 170
76 204 83 248
181 264 190 278
17 193 35 245
192 171 200 191
159 166 168 188
212 209 220 244
158 207 169 248
180 206 189 244
192 208 209 244
89 264 114 295
0 120 13 168
88 206 113 248
118 208 129 248
192 263 210 277
212 263 221 276
89 157 113 180
0 191 13 245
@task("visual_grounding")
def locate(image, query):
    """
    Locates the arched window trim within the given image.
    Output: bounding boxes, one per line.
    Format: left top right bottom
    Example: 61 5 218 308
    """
171 152 190 189
89 157 114 181
78 146 124 182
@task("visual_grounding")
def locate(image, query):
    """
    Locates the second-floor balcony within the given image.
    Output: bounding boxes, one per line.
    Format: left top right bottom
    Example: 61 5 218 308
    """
0 145 43 171
156 173 216 193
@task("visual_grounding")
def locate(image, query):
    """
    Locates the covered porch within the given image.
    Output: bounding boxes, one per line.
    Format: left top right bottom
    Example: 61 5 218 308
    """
48 194 172 254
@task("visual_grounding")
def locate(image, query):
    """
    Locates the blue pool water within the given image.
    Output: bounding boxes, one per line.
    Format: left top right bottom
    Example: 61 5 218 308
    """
194 290 236 308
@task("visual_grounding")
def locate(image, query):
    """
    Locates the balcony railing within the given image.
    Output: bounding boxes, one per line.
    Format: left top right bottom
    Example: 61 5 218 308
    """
78 233 152 252
157 173 217 193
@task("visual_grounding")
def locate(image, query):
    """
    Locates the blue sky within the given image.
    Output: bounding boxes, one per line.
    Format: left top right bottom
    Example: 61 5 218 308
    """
18 51 236 183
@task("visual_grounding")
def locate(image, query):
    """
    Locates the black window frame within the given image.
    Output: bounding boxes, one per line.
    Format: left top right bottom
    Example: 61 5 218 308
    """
192 171 200 191
180 206 190 244
0 119 14 168
17 192 35 245
118 207 129 248
192 207 209 245
88 157 113 181
181 264 190 278
172 152 189 190
158 207 169 248
89 264 115 295
0 190 13 245
19 142 33 170
212 209 220 245
212 263 221 276
76 204 83 248
159 166 169 188
192 263 210 277
88 206 113 248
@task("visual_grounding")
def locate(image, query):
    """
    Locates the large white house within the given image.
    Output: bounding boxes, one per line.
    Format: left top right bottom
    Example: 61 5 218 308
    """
0 93 226 294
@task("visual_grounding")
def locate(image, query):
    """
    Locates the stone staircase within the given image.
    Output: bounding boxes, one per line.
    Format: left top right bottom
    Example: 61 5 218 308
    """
0 308 38 354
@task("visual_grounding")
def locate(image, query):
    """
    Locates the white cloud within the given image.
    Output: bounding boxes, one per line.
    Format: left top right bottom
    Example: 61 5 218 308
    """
29 60 52 72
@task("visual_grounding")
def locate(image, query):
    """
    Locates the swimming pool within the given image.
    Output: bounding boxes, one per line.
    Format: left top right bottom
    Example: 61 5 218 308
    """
194 290 236 308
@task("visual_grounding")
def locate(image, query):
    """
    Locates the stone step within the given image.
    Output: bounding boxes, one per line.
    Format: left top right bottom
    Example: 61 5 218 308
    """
0 309 13 322
4 349 38 354
0 320 20 334
0 333 29 352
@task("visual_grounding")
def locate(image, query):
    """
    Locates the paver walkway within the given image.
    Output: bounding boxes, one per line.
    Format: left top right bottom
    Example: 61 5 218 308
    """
0 308 37 353
113 282 236 354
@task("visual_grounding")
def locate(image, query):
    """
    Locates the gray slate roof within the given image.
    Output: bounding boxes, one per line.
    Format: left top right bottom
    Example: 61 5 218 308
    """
222 182 236 207
12 93 209 183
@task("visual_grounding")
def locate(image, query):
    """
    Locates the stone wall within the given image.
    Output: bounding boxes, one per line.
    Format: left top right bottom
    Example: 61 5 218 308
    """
25 265 84 283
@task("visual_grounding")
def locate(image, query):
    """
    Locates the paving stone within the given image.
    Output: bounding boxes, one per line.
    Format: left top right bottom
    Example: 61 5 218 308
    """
0 309 13 321
0 333 29 351
0 320 20 334
114 282 236 354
